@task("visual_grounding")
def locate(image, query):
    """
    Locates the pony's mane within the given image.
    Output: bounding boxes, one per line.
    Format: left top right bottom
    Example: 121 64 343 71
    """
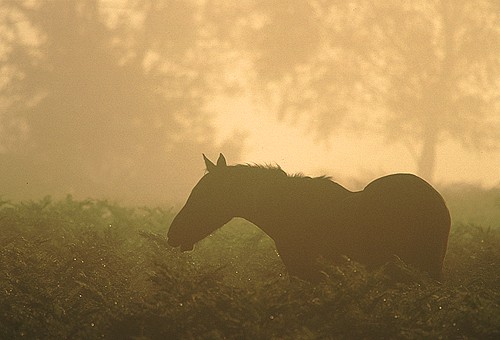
232 163 287 176
232 163 332 182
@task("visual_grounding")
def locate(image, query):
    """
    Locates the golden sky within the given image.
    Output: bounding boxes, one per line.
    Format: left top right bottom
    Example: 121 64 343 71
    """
212 93 500 189
2 0 499 204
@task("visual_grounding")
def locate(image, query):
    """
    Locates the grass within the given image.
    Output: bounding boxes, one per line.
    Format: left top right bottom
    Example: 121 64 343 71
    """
0 188 499 339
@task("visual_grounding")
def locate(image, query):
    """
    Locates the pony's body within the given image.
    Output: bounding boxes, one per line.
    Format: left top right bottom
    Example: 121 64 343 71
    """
168 155 451 281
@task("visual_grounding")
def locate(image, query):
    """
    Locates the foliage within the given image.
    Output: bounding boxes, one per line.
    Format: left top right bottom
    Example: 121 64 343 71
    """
0 0 241 203
0 193 499 339
209 0 500 180
442 184 500 228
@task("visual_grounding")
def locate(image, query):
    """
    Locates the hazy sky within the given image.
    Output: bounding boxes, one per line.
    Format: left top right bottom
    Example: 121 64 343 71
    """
1 0 498 204
212 93 500 190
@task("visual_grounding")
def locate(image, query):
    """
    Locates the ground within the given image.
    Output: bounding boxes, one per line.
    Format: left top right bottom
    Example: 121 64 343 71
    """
0 188 499 339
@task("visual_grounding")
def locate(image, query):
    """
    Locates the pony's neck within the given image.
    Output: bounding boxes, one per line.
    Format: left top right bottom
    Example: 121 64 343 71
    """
229 167 352 242
229 169 288 240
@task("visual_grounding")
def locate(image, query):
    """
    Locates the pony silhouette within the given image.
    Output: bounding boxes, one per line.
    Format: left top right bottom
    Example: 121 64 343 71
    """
167 154 451 281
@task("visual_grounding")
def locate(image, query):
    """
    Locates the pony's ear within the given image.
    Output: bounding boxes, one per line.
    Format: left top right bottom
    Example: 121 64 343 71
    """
216 153 227 167
203 154 216 172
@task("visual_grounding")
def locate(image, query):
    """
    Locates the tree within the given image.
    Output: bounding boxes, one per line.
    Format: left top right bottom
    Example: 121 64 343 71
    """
0 0 241 202
370 0 499 179
213 0 500 180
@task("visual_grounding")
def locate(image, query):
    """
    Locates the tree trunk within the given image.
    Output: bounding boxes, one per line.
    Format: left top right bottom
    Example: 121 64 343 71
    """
417 129 439 181
416 1 457 183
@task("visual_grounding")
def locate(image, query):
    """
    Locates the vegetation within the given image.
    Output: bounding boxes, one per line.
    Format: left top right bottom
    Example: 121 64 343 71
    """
1 188 499 339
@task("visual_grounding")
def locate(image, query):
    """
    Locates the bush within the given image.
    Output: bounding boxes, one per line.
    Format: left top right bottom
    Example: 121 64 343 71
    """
0 195 499 339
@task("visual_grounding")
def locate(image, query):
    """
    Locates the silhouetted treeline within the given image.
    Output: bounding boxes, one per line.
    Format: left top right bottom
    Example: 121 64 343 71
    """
0 0 240 203
1 0 498 203
208 0 499 180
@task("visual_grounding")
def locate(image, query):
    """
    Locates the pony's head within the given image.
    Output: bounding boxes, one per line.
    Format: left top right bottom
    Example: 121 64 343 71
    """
167 153 235 251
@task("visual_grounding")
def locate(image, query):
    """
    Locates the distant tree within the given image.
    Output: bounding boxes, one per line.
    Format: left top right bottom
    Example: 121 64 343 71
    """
212 0 499 180
0 0 241 202
368 0 500 179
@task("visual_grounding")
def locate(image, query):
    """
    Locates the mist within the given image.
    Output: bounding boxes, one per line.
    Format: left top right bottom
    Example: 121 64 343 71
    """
1 2 500 338
1 0 498 205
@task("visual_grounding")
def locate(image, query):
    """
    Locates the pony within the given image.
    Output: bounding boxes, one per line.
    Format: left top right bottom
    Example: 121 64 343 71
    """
167 154 451 281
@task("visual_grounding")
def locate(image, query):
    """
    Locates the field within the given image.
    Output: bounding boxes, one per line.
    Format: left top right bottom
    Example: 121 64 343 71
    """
1 186 499 339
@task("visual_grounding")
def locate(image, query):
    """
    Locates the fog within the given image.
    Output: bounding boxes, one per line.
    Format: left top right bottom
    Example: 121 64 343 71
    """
1 0 498 205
